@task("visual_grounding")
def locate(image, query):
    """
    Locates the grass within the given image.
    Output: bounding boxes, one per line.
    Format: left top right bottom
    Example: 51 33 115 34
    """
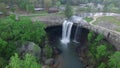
93 16 120 32
93 16 120 25
19 11 64 17
84 17 93 22
115 28 120 32
19 11 49 17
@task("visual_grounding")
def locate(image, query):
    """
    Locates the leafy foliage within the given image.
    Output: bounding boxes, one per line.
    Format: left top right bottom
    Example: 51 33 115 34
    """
0 38 8 53
23 54 41 68
56 1 61 8
17 0 34 12
0 13 46 67
84 17 93 22
0 3 7 15
0 57 7 68
44 45 53 58
6 53 41 68
87 31 115 68
26 4 34 13
64 3 73 18
108 52 120 68
5 53 21 68
95 34 104 42
87 31 95 43
0 14 46 59
96 45 107 59
44 0 52 11
98 62 106 68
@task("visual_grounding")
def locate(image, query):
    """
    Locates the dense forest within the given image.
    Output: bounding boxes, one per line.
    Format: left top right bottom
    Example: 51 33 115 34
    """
0 14 52 68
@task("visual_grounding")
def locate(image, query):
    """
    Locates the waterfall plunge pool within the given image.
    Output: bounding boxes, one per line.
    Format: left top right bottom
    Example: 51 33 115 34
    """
45 25 89 68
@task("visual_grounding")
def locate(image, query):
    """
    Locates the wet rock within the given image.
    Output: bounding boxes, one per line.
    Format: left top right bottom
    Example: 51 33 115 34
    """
45 58 54 65
42 65 50 68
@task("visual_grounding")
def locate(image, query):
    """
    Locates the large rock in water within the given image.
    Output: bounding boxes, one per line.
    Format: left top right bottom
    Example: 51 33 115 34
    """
19 42 41 59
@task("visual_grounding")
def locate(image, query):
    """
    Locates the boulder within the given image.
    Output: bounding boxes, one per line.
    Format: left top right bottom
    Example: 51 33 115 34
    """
19 41 41 59
42 65 50 68
45 58 54 65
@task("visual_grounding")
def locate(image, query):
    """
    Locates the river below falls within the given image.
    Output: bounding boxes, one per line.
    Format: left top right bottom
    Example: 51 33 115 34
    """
54 40 83 68
46 26 85 68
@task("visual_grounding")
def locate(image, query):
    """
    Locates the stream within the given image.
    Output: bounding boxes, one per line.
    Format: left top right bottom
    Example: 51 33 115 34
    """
46 26 84 68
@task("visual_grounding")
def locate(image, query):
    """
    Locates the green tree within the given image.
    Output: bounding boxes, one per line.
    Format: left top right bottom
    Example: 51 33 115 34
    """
0 38 8 54
0 57 7 68
96 45 107 59
52 0 57 6
0 3 7 15
0 15 46 59
56 1 61 8
87 31 95 43
44 45 53 58
23 54 41 68
64 3 73 18
98 62 106 68
108 52 120 68
26 4 34 13
44 0 52 12
5 53 21 68
95 34 104 42
6 53 41 68
17 0 35 12
87 31 109 67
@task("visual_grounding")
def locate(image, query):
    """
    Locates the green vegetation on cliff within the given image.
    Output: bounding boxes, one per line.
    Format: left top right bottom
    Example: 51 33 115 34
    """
87 31 116 68
0 14 46 68
6 53 41 68
84 17 93 23
108 52 120 68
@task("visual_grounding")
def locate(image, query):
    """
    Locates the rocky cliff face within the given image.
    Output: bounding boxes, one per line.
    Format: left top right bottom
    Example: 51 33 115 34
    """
81 23 120 51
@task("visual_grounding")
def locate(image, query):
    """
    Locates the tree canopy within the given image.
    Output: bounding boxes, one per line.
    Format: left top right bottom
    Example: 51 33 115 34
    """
108 52 120 68
64 3 73 18
5 53 41 68
0 14 46 59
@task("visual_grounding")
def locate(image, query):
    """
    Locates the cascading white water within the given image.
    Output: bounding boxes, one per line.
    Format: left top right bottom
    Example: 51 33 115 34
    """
73 24 81 43
61 20 73 44
73 24 79 43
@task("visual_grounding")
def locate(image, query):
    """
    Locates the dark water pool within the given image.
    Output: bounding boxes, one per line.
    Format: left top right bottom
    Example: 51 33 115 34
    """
46 25 89 68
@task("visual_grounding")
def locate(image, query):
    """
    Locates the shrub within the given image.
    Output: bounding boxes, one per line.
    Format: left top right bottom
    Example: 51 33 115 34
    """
96 45 107 59
44 45 53 58
98 63 106 68
64 3 73 18
87 31 95 43
108 52 120 68
6 53 41 68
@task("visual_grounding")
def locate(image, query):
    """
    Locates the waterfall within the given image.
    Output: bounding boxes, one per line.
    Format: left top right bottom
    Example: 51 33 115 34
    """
73 23 81 43
61 20 73 44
